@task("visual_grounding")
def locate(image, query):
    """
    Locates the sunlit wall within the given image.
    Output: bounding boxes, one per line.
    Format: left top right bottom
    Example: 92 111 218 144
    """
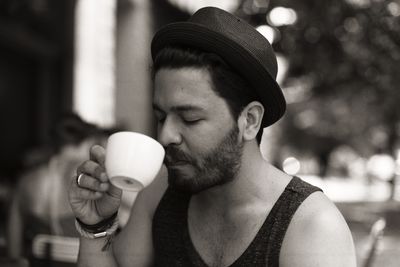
73 0 117 127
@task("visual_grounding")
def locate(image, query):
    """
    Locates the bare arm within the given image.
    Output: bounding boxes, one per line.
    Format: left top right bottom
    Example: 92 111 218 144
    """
280 192 357 267
69 145 168 267
77 169 167 267
68 145 121 267
77 236 118 267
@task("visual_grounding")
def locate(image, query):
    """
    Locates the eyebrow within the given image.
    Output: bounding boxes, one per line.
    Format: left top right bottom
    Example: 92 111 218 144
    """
152 103 205 113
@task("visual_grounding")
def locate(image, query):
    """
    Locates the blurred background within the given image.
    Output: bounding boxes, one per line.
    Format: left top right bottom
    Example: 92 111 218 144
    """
0 0 399 266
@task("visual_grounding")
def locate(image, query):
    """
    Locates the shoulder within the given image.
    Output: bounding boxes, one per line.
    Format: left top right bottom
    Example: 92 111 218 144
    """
280 191 357 267
113 166 169 266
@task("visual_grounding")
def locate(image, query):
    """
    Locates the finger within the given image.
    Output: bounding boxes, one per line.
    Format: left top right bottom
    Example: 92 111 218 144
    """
77 160 108 183
75 174 109 192
75 187 104 200
68 177 103 202
90 145 106 166
107 183 123 199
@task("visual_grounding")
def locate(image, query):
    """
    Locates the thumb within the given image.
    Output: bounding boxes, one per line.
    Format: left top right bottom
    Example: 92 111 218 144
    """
90 145 106 166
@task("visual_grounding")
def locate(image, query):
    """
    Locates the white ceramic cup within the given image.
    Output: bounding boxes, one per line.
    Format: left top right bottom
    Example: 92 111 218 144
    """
105 131 165 191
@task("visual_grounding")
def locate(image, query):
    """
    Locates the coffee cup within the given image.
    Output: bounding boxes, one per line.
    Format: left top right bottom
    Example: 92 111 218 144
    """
105 131 165 191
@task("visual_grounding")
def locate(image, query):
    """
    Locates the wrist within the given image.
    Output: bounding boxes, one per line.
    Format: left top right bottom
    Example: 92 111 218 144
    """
76 212 118 234
76 221 118 252
75 212 119 240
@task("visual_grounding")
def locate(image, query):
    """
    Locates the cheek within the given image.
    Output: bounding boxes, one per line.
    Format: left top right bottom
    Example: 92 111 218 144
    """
181 112 236 156
182 130 220 160
182 127 215 149
183 140 207 161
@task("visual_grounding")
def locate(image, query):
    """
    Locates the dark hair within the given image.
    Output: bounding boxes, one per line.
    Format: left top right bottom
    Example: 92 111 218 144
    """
52 113 120 151
152 46 263 144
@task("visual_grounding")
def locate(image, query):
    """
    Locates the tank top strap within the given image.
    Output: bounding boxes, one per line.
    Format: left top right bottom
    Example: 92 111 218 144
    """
263 176 322 266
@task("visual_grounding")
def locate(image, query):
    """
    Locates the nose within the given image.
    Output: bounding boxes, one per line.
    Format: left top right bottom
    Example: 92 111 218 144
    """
158 116 182 147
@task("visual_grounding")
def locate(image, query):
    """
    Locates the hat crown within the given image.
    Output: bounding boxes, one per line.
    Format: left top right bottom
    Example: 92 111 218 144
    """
188 7 278 79
151 6 286 127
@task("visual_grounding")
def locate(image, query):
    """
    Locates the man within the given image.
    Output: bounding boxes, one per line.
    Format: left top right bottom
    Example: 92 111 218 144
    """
68 7 356 267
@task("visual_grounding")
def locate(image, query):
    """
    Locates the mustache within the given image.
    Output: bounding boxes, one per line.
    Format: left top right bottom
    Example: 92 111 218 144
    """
164 146 193 165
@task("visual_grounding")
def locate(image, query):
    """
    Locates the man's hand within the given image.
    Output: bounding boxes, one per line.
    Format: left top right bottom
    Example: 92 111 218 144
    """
68 145 122 225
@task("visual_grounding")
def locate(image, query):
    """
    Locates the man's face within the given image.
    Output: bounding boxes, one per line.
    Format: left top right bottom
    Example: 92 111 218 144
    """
153 67 243 193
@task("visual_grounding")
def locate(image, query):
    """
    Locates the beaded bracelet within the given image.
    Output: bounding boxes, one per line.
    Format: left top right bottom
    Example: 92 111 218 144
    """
76 212 118 234
75 216 119 239
75 216 119 251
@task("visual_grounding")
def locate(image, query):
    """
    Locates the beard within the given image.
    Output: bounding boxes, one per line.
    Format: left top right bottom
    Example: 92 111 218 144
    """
164 125 243 194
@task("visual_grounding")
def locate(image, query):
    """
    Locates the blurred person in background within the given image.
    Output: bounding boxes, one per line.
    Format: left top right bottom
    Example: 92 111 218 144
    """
68 7 356 267
7 113 118 266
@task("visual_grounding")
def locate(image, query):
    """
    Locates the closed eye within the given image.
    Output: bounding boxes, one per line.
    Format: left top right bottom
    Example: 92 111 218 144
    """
183 118 202 125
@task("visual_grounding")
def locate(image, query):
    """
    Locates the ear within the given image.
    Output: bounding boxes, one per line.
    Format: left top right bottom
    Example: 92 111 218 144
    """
238 101 264 142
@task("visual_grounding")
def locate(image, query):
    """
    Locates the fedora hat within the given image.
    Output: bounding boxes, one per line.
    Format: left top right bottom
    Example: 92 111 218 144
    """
151 6 286 127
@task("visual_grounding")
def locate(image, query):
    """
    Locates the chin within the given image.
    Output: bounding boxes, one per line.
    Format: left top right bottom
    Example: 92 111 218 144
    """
167 168 230 194
167 169 196 193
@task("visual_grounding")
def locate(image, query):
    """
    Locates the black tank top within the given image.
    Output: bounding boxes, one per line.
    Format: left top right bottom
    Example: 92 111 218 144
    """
152 176 322 267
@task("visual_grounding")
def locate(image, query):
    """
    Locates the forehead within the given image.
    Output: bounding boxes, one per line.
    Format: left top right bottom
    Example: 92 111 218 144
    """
153 68 227 111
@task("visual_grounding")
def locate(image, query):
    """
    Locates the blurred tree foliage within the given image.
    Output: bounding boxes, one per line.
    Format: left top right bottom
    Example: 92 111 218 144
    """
259 0 400 175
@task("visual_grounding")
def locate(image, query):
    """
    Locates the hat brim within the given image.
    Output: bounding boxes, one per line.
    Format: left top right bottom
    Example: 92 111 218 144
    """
151 22 286 127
